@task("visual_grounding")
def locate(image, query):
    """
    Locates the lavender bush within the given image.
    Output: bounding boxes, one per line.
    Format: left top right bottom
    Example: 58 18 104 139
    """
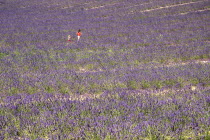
0 0 210 139
0 89 210 139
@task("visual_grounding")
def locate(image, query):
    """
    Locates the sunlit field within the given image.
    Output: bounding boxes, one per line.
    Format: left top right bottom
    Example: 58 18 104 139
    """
0 0 210 139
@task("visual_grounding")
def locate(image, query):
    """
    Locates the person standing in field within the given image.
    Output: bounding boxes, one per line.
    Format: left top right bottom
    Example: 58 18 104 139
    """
77 29 82 42
67 35 71 42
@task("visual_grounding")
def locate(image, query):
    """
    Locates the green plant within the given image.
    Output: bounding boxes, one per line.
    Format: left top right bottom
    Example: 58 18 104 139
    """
127 80 138 90
163 79 177 87
9 87 20 95
141 80 151 89
0 52 8 59
190 78 199 85
152 80 163 89
27 86 37 94
44 86 55 93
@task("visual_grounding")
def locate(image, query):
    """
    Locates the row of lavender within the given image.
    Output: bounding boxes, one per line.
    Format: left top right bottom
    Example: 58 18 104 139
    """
1 88 209 139
0 0 210 139
1 0 209 45
1 10 209 73
1 60 209 96
0 0 209 93
1 0 209 53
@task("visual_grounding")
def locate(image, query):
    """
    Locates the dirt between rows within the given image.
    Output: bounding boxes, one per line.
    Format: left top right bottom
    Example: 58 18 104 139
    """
0 59 209 105
77 59 210 73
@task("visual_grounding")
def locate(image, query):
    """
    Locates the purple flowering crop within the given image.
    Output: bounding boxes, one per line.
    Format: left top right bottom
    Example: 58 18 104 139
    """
0 0 210 139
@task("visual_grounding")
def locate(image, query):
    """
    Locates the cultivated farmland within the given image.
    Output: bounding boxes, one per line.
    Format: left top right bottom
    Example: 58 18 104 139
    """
0 0 210 139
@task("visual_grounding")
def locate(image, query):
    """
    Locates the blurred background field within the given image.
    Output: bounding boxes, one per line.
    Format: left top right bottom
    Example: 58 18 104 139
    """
0 0 210 139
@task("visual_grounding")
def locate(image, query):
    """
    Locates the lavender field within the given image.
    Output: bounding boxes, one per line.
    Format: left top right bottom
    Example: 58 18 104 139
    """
0 0 210 139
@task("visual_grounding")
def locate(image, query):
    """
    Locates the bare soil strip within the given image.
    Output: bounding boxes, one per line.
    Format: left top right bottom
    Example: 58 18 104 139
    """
85 2 152 10
85 2 120 10
76 59 210 74
0 59 209 105
84 0 207 14
1 85 209 105
132 0 208 13
179 8 210 15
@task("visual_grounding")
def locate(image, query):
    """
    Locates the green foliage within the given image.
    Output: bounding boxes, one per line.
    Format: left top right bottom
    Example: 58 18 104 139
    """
145 125 159 140
104 134 116 140
0 52 8 59
163 79 177 87
85 131 101 140
203 77 210 86
58 82 70 94
80 110 92 118
109 60 118 66
116 82 127 89
152 80 163 89
27 86 38 94
111 109 121 117
181 56 189 61
134 43 150 47
9 87 20 95
177 77 185 88
89 83 100 91
102 82 115 91
205 131 210 140
141 80 151 89
190 78 199 85
13 50 21 56
127 80 138 90
190 54 209 60
78 84 88 94
60 85 70 94
200 54 209 59
44 86 55 93
85 63 95 70
133 59 140 66
57 111 67 119
159 57 167 64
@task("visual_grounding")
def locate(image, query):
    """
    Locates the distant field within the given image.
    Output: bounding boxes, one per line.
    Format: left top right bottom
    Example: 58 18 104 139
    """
0 0 210 139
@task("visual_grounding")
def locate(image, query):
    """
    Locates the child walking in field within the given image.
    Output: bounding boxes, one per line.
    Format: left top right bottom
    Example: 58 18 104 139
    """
67 35 71 42
77 29 82 42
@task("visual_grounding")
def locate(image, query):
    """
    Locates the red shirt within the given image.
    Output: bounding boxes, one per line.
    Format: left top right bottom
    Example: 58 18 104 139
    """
77 32 82 36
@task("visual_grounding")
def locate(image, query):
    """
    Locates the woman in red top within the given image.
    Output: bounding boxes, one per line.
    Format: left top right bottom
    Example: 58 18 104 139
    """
77 29 82 42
